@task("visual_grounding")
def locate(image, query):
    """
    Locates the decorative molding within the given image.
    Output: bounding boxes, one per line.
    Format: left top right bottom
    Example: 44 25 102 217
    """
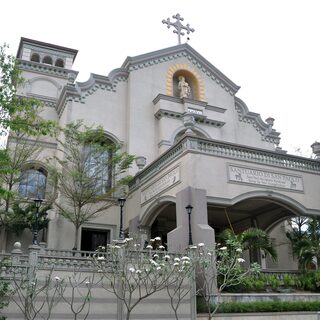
235 97 281 145
16 93 57 108
154 109 225 128
121 44 240 95
18 59 78 80
8 136 57 150
153 94 226 113
130 135 320 191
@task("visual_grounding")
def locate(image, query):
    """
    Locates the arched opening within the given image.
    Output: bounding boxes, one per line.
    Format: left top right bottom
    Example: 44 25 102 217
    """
42 55 53 65
55 58 64 68
173 70 198 100
207 197 300 270
30 53 40 62
147 202 177 249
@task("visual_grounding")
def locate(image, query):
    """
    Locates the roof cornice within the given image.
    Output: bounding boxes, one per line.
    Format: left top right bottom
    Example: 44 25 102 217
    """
17 37 78 61
121 43 240 95
235 97 281 144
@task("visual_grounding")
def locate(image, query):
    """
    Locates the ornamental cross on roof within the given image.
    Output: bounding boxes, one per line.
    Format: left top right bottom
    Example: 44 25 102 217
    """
162 13 195 45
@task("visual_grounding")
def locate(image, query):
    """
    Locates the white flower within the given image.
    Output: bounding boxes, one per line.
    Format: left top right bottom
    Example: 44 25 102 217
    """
189 245 197 249
98 269 103 273
198 243 205 247
114 245 121 249
173 262 180 266
181 256 190 261
129 267 135 273
153 254 159 258
154 236 161 241
85 281 90 285
220 246 227 250
150 260 158 266
156 266 161 270
125 238 133 241
237 258 245 263
31 281 36 286
183 260 190 265
207 252 212 256
164 255 171 259
158 245 165 249
100 246 105 250
236 248 243 253
97 256 105 260
136 269 142 274
54 276 61 281
174 257 180 262
146 245 153 249
150 239 155 242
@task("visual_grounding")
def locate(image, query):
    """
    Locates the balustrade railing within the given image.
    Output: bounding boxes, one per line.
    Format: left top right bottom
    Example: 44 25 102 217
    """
130 135 320 189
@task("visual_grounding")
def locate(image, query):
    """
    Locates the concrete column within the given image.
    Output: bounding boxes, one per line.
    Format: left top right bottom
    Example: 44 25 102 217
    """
0 227 7 253
138 225 151 249
28 244 40 279
167 186 215 252
11 242 23 264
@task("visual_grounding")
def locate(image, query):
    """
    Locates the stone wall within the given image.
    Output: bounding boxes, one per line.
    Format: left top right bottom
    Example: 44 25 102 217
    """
1 244 195 320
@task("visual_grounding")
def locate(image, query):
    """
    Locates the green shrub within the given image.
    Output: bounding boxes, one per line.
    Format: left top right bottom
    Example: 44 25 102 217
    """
204 300 320 313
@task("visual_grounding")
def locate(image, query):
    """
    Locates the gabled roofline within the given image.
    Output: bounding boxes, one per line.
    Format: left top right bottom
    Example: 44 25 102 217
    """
17 37 78 61
121 43 240 94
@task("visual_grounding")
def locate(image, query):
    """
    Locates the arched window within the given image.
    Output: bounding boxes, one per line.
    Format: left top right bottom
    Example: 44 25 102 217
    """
84 139 114 194
30 53 40 62
55 58 64 68
42 56 53 65
18 168 47 199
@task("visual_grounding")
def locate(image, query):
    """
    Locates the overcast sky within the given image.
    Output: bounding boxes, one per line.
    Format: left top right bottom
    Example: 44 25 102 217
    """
2 0 319 155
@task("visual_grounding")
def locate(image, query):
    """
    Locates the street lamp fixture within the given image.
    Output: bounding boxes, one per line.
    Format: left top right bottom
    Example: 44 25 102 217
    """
186 204 193 246
33 198 43 245
118 197 126 240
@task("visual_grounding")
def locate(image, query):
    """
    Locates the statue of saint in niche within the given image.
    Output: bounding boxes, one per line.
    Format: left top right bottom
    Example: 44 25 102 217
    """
178 76 191 98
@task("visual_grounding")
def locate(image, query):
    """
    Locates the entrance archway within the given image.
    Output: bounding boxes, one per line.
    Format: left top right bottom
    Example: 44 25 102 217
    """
207 195 304 269
142 201 176 249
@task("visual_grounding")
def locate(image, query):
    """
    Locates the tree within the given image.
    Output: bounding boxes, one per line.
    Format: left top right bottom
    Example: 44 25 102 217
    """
5 202 50 236
194 240 260 320
286 216 320 270
0 43 57 251
48 121 135 250
94 237 194 320
219 228 277 264
0 44 56 136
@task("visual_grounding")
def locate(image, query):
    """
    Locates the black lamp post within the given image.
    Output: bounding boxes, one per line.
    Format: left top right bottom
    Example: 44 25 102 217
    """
33 198 43 245
186 205 193 246
118 197 126 240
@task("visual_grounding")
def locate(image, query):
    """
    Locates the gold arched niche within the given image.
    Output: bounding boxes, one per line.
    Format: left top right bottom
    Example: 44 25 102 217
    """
166 64 205 101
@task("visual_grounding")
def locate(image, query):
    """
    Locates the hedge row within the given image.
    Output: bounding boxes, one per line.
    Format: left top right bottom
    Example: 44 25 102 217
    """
197 300 320 313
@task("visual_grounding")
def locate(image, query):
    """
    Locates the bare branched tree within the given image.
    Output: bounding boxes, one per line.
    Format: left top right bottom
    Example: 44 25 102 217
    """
194 241 260 320
94 238 194 320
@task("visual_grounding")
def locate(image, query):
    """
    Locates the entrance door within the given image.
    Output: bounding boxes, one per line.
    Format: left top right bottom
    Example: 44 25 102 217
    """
81 228 110 251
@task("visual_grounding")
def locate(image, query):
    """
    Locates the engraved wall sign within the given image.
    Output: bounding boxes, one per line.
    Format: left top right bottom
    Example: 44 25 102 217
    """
228 164 304 192
141 166 180 204
187 107 203 115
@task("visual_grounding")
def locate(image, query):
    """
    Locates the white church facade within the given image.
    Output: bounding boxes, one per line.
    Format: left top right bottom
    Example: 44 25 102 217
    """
4 36 320 270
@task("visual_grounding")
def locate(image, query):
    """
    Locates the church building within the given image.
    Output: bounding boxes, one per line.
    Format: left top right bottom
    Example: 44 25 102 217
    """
5 25 320 270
